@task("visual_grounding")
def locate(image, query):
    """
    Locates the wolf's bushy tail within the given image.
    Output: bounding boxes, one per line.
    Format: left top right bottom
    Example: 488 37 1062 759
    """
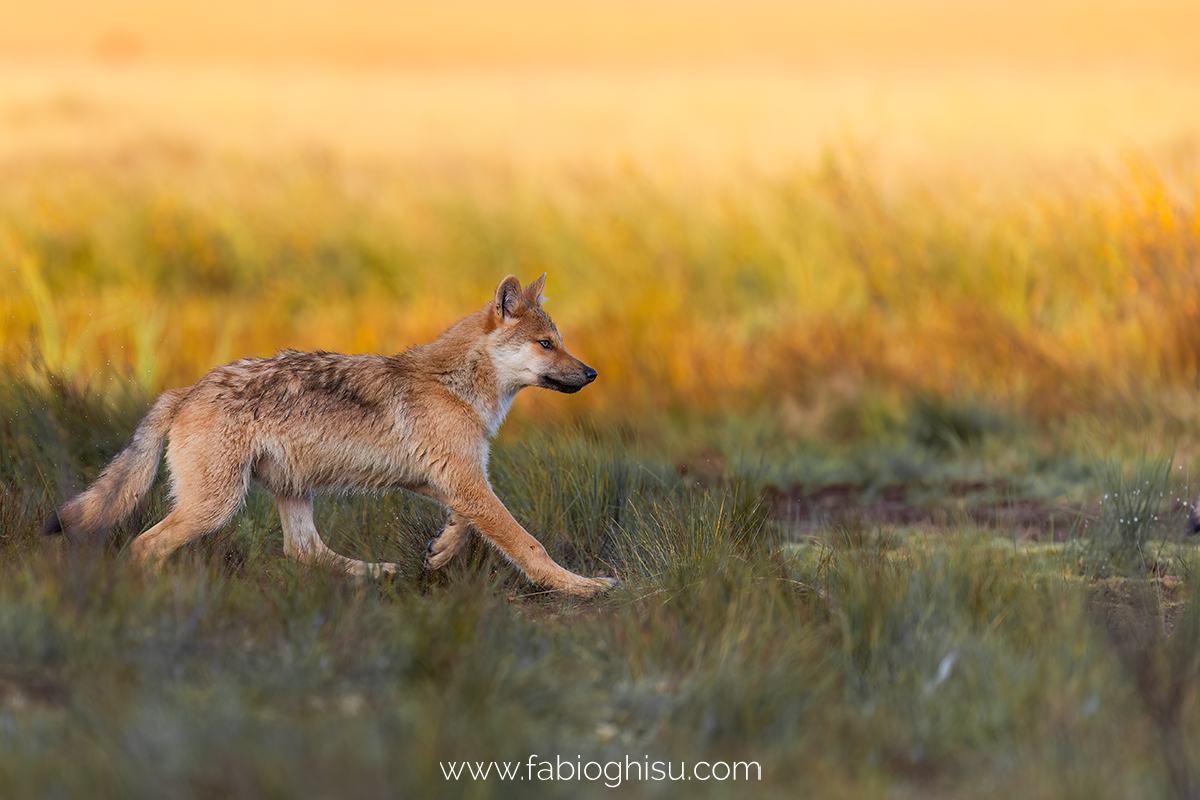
44 388 189 538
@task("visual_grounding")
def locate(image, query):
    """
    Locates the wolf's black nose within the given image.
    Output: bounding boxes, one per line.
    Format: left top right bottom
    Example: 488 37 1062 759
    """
583 366 598 383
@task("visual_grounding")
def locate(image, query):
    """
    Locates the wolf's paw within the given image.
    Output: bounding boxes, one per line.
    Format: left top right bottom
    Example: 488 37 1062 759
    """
425 516 472 570
363 561 401 580
564 575 618 596
425 536 454 570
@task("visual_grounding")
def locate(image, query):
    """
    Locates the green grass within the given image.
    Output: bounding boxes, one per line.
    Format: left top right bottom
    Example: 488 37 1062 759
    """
3 373 1200 798
3 143 1200 797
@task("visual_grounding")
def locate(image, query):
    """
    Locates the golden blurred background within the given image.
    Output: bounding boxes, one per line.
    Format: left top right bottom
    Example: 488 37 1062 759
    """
2 0 1199 435
3 0 1199 175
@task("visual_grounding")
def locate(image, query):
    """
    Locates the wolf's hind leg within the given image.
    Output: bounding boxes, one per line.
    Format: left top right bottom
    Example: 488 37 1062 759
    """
128 458 249 568
130 505 234 567
425 511 473 570
276 492 399 578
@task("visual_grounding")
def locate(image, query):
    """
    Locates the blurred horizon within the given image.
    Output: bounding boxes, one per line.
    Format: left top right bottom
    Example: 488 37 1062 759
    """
2 0 1199 179
5 0 1199 66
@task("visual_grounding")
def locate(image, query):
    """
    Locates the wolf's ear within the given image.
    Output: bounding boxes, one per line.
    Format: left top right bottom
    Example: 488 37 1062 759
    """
525 273 547 307
495 275 524 319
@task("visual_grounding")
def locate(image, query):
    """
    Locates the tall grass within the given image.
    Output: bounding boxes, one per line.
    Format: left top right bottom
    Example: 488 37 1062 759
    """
3 148 1198 437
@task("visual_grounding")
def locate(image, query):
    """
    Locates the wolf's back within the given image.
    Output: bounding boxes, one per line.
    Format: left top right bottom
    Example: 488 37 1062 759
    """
44 388 189 538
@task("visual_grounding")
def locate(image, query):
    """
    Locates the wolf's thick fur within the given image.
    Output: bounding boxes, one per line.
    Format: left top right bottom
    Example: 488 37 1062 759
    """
46 274 614 595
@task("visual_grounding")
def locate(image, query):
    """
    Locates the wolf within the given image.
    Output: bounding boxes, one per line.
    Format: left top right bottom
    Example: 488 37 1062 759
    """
45 274 616 596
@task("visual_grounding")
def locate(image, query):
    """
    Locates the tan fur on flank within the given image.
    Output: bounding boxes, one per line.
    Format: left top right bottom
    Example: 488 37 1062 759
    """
47 274 615 595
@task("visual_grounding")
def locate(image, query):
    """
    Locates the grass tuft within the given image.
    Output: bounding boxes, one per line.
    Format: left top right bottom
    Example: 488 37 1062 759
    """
1078 455 1190 577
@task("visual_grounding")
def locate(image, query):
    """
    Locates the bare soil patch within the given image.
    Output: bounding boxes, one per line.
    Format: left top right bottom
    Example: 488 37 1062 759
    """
766 481 1080 541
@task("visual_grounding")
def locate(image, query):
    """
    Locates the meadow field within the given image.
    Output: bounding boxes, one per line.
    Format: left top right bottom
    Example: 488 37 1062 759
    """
4 1 1200 796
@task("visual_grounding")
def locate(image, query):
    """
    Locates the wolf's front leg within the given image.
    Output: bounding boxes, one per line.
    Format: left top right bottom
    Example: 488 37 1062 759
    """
448 485 616 596
276 492 399 579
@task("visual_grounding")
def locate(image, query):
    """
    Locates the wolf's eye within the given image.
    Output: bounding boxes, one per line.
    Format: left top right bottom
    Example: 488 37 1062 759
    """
538 340 553 350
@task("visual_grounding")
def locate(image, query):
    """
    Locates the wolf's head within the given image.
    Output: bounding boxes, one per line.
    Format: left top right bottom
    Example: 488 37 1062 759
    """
487 273 598 395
